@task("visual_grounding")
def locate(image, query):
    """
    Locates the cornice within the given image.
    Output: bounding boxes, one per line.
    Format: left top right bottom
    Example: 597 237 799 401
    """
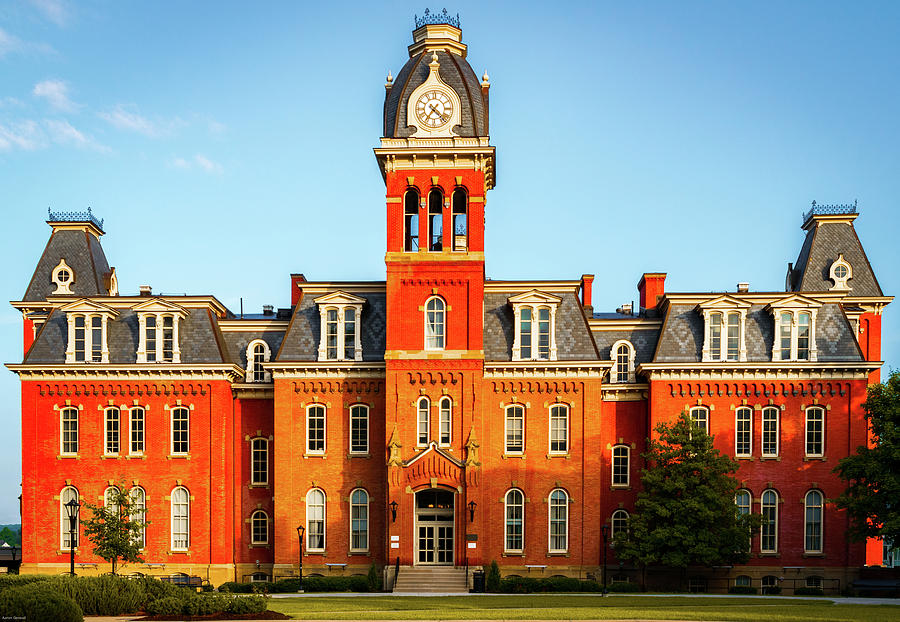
6 363 244 381
589 318 663 331
231 383 275 399
11 295 230 316
484 361 612 378
638 361 881 381
267 362 386 379
601 383 649 402
218 320 290 332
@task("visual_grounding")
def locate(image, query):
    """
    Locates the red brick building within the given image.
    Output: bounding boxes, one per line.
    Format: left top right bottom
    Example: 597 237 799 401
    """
9 16 892 592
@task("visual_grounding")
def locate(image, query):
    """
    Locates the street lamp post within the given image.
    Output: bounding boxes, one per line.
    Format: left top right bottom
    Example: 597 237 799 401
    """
63 498 81 576
601 524 610 596
295 525 305 593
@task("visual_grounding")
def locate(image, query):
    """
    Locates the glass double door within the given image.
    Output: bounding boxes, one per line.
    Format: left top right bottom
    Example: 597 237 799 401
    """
417 517 453 564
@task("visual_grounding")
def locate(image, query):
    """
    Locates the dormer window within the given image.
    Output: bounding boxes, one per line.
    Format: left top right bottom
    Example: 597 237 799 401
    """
699 296 750 362
51 259 74 295
509 290 561 362
767 295 820 362
133 299 187 364
245 339 271 382
829 254 852 291
610 340 635 383
313 291 364 361
61 299 117 364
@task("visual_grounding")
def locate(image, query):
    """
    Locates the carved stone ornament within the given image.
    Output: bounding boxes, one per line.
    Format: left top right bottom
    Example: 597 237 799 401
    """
464 425 481 467
387 424 403 467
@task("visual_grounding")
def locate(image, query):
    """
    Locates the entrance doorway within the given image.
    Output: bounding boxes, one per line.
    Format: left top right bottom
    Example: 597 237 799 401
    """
415 489 454 565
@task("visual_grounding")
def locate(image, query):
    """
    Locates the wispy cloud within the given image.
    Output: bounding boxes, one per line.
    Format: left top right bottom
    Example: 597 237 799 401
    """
0 120 42 151
29 0 69 27
170 154 223 175
44 119 109 152
33 79 78 112
0 97 25 108
98 104 184 138
0 118 108 153
0 26 56 58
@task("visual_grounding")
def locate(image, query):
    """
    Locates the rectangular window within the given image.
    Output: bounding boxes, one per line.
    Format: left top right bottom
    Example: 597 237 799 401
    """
105 407 120 455
797 312 811 360
549 405 568 454
806 407 824 457
537 308 551 360
726 313 740 361
91 316 102 362
735 407 751 457
145 316 157 363
505 405 524 454
74 316 86 362
780 312 792 360
709 313 721 360
343 308 356 360
251 438 268 485
612 446 629 487
325 309 338 359
162 316 174 361
350 405 368 454
307 405 326 453
761 407 779 457
61 407 78 454
519 308 532 360
171 407 189 455
690 407 709 434
130 408 144 454
417 399 429 446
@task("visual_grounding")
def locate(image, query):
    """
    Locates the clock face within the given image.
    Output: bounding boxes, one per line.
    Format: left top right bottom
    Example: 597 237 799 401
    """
415 90 453 128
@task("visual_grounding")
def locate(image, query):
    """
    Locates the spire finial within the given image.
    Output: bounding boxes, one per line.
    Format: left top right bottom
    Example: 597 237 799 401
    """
481 70 490 87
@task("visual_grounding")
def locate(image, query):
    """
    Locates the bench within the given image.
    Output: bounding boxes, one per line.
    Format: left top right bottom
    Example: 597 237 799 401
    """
161 574 204 588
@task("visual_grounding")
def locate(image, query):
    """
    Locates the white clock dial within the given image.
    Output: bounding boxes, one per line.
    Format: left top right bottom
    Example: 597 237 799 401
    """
415 90 453 128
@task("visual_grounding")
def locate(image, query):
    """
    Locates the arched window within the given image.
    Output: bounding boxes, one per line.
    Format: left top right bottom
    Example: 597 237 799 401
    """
549 404 568 454
171 486 190 551
735 575 752 587
726 312 740 361
804 490 823 554
104 485 120 514
404 189 419 252
537 308 551 360
735 489 751 517
439 397 452 446
735 406 752 457
761 575 779 594
350 405 369 454
417 397 430 446
60 486 79 549
761 406 779 457
779 312 792 360
105 407 120 455
548 489 568 553
797 312 811 360
611 341 634 383
425 297 445 350
306 405 326 454
611 509 629 539
805 407 825 457
505 405 525 454
760 489 778 553
504 489 524 553
519 307 532 359
251 510 269 545
246 339 271 382
612 445 630 487
251 438 268 485
251 572 269 582
428 189 443 251
709 312 722 358
60 406 78 455
350 489 369 552
325 309 339 359
130 487 146 548
171 406 190 455
452 188 467 251
306 489 326 552
129 406 145 455
689 406 709 434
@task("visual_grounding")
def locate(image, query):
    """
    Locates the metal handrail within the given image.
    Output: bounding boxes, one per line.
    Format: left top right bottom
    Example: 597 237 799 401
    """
393 556 400 591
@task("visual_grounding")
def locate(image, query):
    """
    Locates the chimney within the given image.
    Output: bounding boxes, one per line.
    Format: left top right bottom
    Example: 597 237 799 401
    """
139 285 152 297
617 303 633 316
262 305 274 316
637 273 666 312
290 273 307 306
737 282 750 293
580 274 594 315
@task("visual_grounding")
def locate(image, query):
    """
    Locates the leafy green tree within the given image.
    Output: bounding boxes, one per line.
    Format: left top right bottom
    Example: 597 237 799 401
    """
834 370 900 547
80 485 147 574
0 526 19 547
615 412 760 574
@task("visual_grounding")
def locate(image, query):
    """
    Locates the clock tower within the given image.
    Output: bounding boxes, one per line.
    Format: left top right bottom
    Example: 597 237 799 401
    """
374 11 495 567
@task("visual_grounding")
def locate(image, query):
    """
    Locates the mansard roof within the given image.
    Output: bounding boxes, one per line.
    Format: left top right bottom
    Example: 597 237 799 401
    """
22 228 112 301
222 329 286 369
591 327 659 367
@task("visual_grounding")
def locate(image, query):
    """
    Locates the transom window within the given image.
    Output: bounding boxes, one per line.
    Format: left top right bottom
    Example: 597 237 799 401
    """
245 340 271 382
804 490 823 554
417 397 430 446
350 405 369 454
760 489 778 553
60 406 78 455
307 405 326 454
761 407 779 458
251 438 268 485
549 489 568 553
806 407 825 457
735 406 752 457
129 407 145 455
549 405 568 454
439 397 452 446
612 445 630 487
350 488 369 552
505 405 525 454
171 486 190 550
505 489 524 553
105 407 120 455
689 406 709 435
171 407 190 455
425 297 445 350
306 488 326 552
251 510 269 545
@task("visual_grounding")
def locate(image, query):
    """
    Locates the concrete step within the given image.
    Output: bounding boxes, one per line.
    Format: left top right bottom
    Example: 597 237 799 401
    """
393 566 469 593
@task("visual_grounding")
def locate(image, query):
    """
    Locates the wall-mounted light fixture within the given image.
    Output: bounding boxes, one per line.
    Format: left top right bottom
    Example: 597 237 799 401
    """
390 500 399 522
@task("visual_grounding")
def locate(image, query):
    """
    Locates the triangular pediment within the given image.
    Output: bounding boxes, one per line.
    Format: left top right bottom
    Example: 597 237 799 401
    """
131 298 188 315
404 441 464 468
312 291 367 306
765 293 823 311
697 295 752 311
507 290 562 306
59 298 118 316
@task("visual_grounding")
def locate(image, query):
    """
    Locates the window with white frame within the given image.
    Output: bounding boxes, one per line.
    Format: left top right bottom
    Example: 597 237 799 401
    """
105 407 120 455
130 487 146 548
735 406 752 457
611 509 629 540
245 339 271 382
307 405 326 454
806 407 825 457
612 445 630 487
171 486 190 550
350 405 369 454
439 397 452 446
509 291 561 361
760 489 778 553
104 485 120 514
314 292 364 361
425 297 445 350
804 490 823 554
548 489 568 553
767 298 820 362
761 407 779 458
60 486 79 549
735 489 751 517
699 298 749 363
417 397 430 446
306 488 326 551
505 405 524 454
63 301 116 363
611 340 635 383
129 407 145 455
689 406 709 434
829 254 852 291
60 406 78 455
134 300 185 363
171 407 189 455
251 438 268 485
549 404 568 454
251 510 269 545
350 488 368 552
505 489 524 553
51 258 75 294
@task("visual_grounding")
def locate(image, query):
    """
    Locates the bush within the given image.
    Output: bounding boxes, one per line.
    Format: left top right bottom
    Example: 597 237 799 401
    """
367 563 381 592
184 594 230 616
762 585 782 595
0 582 84 622
486 560 501 592
227 594 268 614
218 580 254 593
728 585 758 594
146 596 184 616
302 575 369 592
46 574 145 615
498 576 603 593
0 574 49 592
608 581 641 593
272 577 304 593
794 587 825 596
133 576 184 603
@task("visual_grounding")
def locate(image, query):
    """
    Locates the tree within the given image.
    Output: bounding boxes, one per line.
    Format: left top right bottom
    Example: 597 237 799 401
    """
80 485 147 574
615 412 760 573
0 526 19 547
834 370 900 547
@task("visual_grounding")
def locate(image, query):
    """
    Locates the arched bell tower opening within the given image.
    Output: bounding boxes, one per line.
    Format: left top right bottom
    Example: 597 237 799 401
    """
414 488 455 565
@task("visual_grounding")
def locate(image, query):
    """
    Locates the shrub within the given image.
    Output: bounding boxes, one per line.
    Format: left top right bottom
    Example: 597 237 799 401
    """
0 582 84 622
728 585 758 595
133 576 184 603
301 575 368 592
794 587 825 596
367 563 381 592
608 581 641 593
46 575 145 616
218 580 254 593
0 574 49 592
227 594 268 614
272 577 304 593
485 560 501 593
146 596 184 616
498 576 603 593
762 585 782 595
184 593 230 615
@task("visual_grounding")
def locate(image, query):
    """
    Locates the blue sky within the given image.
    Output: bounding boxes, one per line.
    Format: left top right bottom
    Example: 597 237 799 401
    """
0 1 897 523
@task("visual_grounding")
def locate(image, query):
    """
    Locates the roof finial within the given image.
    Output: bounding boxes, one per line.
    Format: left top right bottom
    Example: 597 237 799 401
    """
431 50 440 66
481 70 490 87
385 70 393 89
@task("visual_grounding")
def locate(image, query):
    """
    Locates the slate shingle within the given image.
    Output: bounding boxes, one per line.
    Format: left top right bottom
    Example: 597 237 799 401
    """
23 230 111 301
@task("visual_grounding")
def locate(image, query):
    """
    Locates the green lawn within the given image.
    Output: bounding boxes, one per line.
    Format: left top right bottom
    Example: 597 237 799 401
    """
268 594 900 621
